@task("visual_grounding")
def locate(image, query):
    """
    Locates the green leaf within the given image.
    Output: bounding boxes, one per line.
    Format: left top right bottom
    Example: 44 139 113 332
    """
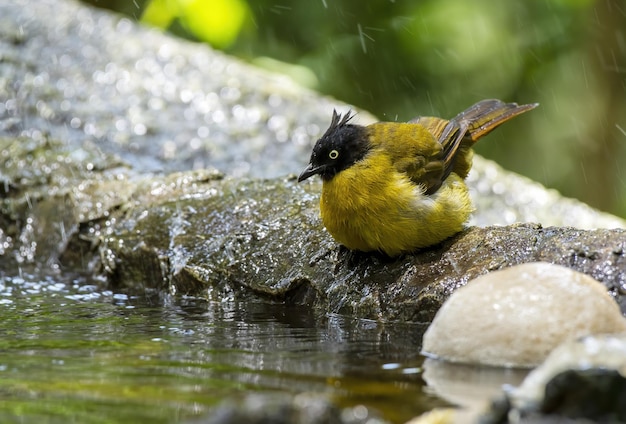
141 0 178 29
178 0 249 48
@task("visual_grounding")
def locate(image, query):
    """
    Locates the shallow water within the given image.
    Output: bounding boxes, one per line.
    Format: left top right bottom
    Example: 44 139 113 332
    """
0 270 467 423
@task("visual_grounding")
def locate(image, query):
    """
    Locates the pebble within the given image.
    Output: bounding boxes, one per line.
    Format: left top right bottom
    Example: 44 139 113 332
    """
421 262 626 367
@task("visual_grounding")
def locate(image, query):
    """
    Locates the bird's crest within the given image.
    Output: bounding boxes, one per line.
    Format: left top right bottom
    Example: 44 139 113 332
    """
326 109 355 135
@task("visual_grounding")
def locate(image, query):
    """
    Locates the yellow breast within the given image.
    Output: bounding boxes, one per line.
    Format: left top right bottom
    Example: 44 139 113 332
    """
319 151 473 256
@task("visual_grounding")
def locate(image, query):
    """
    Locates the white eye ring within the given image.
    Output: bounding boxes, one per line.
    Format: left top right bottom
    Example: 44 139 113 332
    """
329 149 339 159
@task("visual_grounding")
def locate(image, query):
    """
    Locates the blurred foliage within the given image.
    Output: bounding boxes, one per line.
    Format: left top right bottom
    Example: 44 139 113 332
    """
83 0 626 217
141 0 249 48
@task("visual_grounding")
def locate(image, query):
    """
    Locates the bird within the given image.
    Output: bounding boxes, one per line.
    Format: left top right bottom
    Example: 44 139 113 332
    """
297 99 538 256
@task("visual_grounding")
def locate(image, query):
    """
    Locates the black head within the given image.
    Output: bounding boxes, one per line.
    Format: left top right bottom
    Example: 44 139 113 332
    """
298 110 370 182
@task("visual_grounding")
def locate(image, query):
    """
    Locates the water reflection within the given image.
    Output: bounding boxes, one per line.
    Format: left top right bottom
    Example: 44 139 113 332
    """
422 358 528 412
0 271 443 423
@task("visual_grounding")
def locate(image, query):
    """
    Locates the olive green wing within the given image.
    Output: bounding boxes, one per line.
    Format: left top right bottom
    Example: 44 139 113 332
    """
366 121 448 195
409 99 538 194
367 100 537 196
407 115 467 194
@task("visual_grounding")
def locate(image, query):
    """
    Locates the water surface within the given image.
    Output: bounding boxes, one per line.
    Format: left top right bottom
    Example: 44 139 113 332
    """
0 271 454 423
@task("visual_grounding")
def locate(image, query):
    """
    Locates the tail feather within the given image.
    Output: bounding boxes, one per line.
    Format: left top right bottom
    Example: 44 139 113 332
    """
438 99 538 170
455 99 539 142
410 99 538 195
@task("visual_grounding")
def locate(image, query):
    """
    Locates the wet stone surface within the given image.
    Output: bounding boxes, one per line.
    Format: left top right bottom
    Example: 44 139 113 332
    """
0 0 356 178
1 0 626 321
97 174 626 322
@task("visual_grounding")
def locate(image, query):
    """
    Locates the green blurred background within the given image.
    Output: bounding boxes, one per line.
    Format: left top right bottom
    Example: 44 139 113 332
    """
82 0 626 218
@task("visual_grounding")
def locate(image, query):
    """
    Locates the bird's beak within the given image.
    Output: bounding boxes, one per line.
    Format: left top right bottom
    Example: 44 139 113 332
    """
297 163 324 182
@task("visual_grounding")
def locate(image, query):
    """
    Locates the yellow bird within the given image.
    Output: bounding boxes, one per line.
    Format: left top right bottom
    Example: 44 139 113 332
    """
298 99 538 256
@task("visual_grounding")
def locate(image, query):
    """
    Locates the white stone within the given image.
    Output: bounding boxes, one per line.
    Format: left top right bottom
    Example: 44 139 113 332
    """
421 262 626 367
511 333 626 409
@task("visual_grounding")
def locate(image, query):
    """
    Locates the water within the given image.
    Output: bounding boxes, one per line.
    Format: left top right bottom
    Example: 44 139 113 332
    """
0 271 453 423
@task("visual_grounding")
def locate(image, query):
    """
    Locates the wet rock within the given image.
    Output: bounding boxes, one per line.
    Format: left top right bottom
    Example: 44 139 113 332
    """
511 334 626 410
97 178 626 322
0 135 129 269
0 0 360 178
466 158 625 229
1 0 626 323
479 334 626 423
421 263 626 366
539 369 626 421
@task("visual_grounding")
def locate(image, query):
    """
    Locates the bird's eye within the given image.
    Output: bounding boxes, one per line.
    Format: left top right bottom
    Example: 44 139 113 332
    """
328 149 339 160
